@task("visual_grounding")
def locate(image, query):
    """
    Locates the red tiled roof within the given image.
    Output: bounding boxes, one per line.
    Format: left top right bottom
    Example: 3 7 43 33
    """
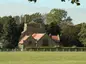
19 35 30 44
32 33 45 41
51 35 60 41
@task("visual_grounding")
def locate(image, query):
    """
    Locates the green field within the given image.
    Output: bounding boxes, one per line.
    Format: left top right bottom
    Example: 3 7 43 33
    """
0 52 86 64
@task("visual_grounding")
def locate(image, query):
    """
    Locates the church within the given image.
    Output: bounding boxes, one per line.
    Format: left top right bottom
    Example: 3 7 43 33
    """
18 20 60 50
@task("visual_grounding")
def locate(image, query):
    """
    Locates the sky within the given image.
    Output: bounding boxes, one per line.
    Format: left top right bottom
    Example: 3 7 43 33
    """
0 0 86 24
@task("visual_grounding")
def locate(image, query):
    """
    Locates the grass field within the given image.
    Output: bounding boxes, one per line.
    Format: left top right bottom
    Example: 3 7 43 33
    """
0 52 86 64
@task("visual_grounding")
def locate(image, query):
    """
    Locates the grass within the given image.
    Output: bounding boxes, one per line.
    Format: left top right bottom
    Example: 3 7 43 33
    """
0 52 86 64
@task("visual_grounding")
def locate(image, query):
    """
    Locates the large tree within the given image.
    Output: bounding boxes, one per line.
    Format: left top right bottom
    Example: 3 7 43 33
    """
78 23 86 46
0 16 23 49
2 16 17 48
46 9 67 24
60 25 83 47
59 19 84 47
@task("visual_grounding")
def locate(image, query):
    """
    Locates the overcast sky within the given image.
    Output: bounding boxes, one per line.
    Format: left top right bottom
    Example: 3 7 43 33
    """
0 0 86 24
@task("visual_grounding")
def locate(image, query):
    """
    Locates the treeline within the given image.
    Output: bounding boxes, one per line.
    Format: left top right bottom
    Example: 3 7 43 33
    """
0 8 86 49
0 16 23 49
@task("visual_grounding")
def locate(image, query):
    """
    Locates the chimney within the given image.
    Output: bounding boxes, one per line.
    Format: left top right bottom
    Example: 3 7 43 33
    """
22 16 27 33
24 16 27 32
23 23 27 32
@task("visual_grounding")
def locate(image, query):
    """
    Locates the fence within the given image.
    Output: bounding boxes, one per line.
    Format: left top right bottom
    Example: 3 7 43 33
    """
24 47 86 52
0 47 86 52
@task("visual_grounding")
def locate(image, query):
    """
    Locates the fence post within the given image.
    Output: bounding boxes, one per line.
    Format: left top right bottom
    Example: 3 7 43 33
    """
50 48 51 51
69 48 70 52
56 48 58 51
63 48 64 52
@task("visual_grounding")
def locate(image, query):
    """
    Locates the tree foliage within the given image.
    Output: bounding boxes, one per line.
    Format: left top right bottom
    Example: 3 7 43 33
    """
0 16 23 49
25 13 42 23
28 0 80 5
60 25 83 47
46 9 67 24
0 8 85 48
78 23 86 45
45 23 61 35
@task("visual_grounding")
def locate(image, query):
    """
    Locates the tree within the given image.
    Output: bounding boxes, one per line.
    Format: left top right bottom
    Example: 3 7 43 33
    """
33 17 44 24
31 13 42 21
28 0 80 5
0 16 22 48
44 8 67 36
24 13 42 23
60 16 73 26
46 9 67 24
45 22 61 36
24 14 31 23
14 16 24 24
78 23 86 46
2 16 17 48
60 25 83 47
0 18 4 38
59 19 84 47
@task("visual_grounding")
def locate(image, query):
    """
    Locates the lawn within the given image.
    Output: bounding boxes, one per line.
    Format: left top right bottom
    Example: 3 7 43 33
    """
0 52 86 64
